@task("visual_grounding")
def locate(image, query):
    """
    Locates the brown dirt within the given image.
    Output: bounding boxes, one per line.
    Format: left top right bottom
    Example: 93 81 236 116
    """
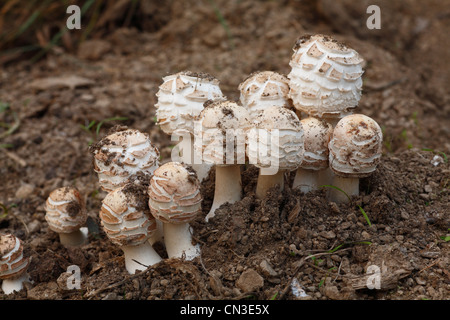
0 0 449 300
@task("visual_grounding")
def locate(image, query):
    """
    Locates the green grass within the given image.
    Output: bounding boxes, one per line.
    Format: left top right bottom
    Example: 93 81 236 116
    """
80 116 128 145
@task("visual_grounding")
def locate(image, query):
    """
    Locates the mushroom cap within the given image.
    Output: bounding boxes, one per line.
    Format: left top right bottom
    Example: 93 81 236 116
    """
328 114 383 177
90 128 160 192
148 162 202 224
0 234 30 280
247 106 304 171
238 71 292 119
45 186 87 234
195 100 252 166
100 182 158 247
300 117 333 170
288 34 364 119
155 71 225 134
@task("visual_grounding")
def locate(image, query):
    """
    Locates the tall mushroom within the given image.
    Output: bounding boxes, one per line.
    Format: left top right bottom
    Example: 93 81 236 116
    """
292 117 333 193
45 186 88 247
328 114 383 203
100 181 162 274
155 71 225 181
195 100 251 221
238 71 294 120
0 234 31 294
148 162 202 260
247 106 304 199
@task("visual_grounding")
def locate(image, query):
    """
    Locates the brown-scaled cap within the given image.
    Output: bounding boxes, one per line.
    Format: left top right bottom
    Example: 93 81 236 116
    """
0 234 30 280
148 162 202 224
45 186 87 234
329 114 383 177
300 117 333 170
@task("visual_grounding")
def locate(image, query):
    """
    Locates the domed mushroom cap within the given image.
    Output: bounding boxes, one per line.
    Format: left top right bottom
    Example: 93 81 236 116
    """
247 106 304 171
329 114 383 177
300 117 333 170
100 182 158 247
90 128 160 192
155 71 225 134
238 71 292 119
195 100 251 166
0 234 30 280
288 34 364 118
148 162 202 224
45 187 87 234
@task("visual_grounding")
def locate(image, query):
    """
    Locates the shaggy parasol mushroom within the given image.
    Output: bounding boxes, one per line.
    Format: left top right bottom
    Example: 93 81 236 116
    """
288 34 364 127
238 71 293 119
155 71 225 181
90 127 160 193
328 114 383 203
195 100 251 221
292 117 333 193
45 186 88 247
100 181 162 274
148 162 202 260
0 234 31 294
247 106 304 199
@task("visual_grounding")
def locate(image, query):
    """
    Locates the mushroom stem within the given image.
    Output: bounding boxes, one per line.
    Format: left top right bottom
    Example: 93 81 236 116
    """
58 227 88 247
148 220 164 246
121 241 162 274
255 169 285 199
163 223 200 260
292 168 320 193
1 273 30 294
206 165 242 221
329 175 359 203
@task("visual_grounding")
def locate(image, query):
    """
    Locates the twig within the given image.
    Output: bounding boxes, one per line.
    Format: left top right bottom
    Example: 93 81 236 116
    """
418 258 441 274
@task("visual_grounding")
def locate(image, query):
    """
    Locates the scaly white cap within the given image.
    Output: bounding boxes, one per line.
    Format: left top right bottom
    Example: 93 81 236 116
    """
300 117 333 170
288 34 364 119
91 128 160 192
0 234 30 281
329 114 383 177
45 186 87 234
155 71 225 135
238 71 292 119
148 162 202 224
247 106 304 171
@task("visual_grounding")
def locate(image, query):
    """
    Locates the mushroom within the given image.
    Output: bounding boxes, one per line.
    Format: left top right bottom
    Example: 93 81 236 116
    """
148 162 202 260
247 106 304 199
90 127 160 193
0 234 31 294
328 114 383 203
238 71 294 119
45 186 88 247
292 117 333 193
195 100 251 221
100 181 162 274
155 71 225 181
287 34 364 127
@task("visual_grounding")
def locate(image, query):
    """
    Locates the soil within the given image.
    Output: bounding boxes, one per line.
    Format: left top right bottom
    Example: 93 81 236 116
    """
0 0 449 301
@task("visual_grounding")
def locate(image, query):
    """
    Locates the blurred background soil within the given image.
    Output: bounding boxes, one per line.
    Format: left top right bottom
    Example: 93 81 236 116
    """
0 0 449 300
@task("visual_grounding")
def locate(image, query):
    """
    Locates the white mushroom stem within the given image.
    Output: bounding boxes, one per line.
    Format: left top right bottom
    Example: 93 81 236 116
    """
58 227 88 247
121 241 162 274
292 168 320 193
255 169 285 199
206 165 242 221
328 175 359 204
148 220 164 246
1 273 30 294
163 223 200 260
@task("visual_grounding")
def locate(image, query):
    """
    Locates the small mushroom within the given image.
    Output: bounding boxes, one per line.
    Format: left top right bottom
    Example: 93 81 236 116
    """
0 234 31 294
90 128 160 193
328 114 383 203
45 186 88 247
238 71 293 119
100 182 162 274
195 100 252 221
288 34 365 126
148 162 202 260
155 71 225 181
292 117 333 193
247 106 304 199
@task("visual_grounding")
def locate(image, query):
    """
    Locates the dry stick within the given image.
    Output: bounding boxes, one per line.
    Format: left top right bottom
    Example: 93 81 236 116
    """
418 258 441 274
